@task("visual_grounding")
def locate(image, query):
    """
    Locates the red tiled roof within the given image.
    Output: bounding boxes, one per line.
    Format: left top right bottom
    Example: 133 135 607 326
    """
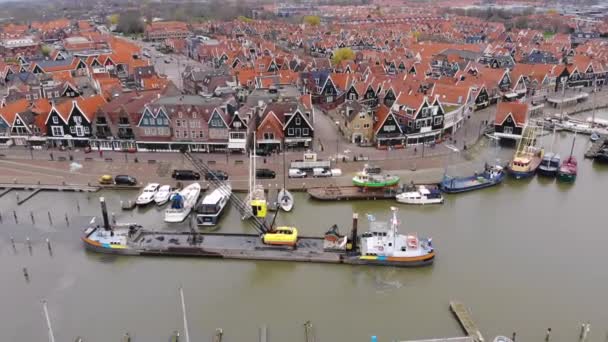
495 102 528 127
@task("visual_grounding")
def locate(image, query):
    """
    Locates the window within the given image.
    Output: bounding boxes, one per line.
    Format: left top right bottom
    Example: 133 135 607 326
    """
33 94 38 100
143 118 149 125
176 119 181 127
295 116 301 125
199 131 204 138
434 117 443 126
288 128 294 135
162 118 168 125
26 94 31 100
144 128 150 135
303 128 309 135
84 126 90 134
175 130 180 138
149 127 157 135
192 113 197 119
359 113 366 119
504 127 513 134
156 118 163 125
363 123 370 128
191 130 196 138
54 91 59 98
51 126 63 136
52 116 59 124
263 132 274 140
70 126 76 134
74 116 82 125
416 121 422 129
178 112 183 118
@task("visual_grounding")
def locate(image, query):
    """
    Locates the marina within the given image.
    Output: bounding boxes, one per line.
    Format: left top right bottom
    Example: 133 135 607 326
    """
1 125 608 341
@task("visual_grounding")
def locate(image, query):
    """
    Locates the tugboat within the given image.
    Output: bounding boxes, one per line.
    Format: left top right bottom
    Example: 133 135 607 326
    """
537 152 561 177
396 184 443 205
351 207 434 266
439 164 505 193
352 165 400 188
164 183 201 223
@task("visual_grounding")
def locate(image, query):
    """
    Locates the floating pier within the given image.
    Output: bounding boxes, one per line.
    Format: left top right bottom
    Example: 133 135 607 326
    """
584 137 606 158
450 301 484 342
308 186 398 201
0 182 100 192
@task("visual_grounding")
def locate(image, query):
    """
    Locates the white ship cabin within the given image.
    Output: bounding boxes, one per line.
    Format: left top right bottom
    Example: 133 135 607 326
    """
359 211 427 258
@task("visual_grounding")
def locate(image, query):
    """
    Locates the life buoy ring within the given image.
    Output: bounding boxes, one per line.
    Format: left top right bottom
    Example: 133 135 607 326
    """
378 246 384 251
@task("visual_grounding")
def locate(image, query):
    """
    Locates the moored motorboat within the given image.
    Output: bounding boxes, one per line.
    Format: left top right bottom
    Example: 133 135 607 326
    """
537 152 561 177
135 183 160 206
351 207 434 266
154 185 174 205
195 185 231 226
278 188 294 212
508 123 544 179
352 165 399 188
164 183 201 223
396 185 443 205
440 165 505 193
595 148 608 164
590 132 600 142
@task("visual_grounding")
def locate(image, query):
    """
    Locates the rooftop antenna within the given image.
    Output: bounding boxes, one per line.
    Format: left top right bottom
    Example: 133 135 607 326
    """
42 300 56 342
179 286 191 342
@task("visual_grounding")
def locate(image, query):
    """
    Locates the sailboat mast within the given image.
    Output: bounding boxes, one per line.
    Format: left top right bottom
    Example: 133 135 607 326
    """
42 300 56 342
560 80 566 122
591 77 597 127
179 287 191 342
282 138 286 190
570 132 577 157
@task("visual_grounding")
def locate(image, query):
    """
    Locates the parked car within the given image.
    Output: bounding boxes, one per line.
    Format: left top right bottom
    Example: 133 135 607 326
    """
288 168 307 178
99 174 113 184
205 170 229 181
255 148 272 157
313 168 332 177
114 175 137 185
164 59 171 64
256 168 276 179
172 169 201 180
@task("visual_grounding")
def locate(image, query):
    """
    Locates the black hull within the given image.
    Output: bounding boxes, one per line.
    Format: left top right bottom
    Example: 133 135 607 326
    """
537 167 558 177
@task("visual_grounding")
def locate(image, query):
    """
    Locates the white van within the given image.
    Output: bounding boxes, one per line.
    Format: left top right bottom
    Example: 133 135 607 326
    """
288 168 307 178
313 168 332 177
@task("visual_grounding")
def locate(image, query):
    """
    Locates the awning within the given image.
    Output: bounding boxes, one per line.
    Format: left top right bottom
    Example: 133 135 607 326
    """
504 92 518 99
228 141 247 149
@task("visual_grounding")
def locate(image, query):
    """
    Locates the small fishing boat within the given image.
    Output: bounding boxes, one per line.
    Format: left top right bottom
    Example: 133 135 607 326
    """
590 132 600 142
508 123 544 179
195 185 231 226
440 165 505 193
135 183 160 206
354 207 434 267
164 183 201 223
154 185 174 205
396 185 443 205
537 152 561 177
352 165 399 188
557 156 577 182
278 188 294 212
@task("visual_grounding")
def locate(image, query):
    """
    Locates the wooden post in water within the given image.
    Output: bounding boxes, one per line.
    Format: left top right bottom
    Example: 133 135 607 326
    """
259 325 268 342
42 300 56 342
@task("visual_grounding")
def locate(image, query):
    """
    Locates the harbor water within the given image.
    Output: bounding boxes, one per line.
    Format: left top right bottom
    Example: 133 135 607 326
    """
1 127 608 342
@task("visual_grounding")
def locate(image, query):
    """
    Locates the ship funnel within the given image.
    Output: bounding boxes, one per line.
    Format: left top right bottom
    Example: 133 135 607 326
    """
99 197 111 231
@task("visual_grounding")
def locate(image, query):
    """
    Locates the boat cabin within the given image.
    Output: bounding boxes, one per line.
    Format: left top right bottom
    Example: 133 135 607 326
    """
263 226 298 246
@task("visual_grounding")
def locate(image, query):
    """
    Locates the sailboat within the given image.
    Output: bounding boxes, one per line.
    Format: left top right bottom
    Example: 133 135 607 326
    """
558 133 578 183
279 139 294 212
507 122 544 179
243 132 267 220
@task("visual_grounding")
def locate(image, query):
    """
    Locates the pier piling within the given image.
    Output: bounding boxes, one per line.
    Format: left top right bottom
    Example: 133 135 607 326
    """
304 321 315 342
13 210 18 224
76 200 80 212
23 267 29 282
259 325 268 342
0 211 3 223
46 238 52 256
26 237 32 255
351 213 359 250
30 211 35 224
65 213 69 226
48 211 52 225
10 236 16 252
511 332 516 341
545 328 551 342
213 328 223 342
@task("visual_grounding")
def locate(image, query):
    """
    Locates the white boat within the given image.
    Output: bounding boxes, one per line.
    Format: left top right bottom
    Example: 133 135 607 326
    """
164 183 201 223
278 188 294 212
154 185 173 205
135 183 160 206
396 185 444 205
195 185 231 226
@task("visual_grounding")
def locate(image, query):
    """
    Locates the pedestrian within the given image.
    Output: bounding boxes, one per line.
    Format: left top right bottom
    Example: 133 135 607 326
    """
414 147 417 154
99 150 103 158
49 152 54 161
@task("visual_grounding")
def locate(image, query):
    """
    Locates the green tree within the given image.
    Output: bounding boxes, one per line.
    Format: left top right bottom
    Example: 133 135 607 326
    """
40 45 52 57
108 14 120 26
331 47 355 65
117 11 145 34
303 15 320 26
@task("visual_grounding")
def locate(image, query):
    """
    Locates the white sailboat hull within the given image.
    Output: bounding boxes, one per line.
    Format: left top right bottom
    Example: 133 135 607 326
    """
278 189 294 212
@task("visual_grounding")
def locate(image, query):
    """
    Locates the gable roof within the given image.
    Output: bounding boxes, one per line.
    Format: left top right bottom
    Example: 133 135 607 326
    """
495 102 528 127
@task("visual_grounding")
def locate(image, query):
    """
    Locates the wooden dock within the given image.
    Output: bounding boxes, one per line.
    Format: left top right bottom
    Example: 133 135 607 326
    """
449 301 484 342
0 182 100 192
584 137 606 158
308 185 397 201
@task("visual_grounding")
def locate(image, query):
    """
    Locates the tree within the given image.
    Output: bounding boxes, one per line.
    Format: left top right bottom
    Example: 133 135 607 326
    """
238 15 254 23
108 14 119 26
40 45 52 57
303 15 320 26
117 11 145 35
331 47 355 65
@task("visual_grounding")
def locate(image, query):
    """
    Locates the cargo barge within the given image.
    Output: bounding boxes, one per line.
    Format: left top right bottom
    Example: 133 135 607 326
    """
82 198 435 267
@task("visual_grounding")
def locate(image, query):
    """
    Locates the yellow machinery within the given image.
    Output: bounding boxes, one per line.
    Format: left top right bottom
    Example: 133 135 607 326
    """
263 226 298 246
99 175 113 185
251 199 267 218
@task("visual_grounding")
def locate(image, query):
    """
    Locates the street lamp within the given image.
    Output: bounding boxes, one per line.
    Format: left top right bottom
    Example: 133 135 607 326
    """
335 121 340 163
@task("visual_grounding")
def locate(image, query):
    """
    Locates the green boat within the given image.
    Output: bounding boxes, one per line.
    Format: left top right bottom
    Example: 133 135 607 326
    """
352 172 400 187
